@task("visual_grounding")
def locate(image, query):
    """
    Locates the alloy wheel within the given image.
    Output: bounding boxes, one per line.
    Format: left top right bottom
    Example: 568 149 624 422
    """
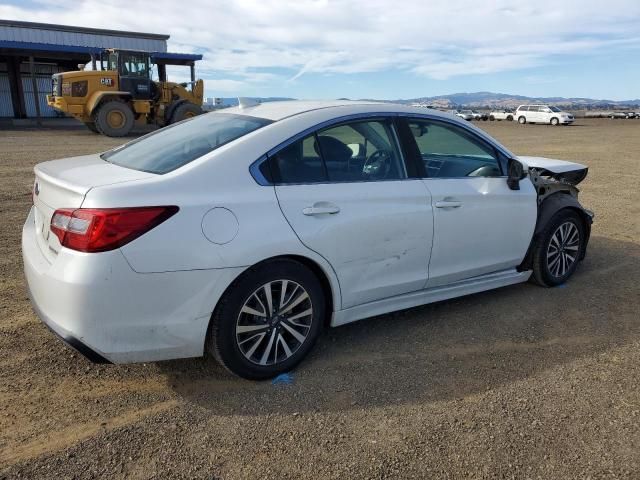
236 280 314 366
546 221 580 278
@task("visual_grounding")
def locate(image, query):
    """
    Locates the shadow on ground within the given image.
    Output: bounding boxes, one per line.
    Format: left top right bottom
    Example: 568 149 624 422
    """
157 235 640 415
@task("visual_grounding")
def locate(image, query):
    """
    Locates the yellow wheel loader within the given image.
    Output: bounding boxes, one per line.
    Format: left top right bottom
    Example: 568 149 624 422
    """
47 49 204 137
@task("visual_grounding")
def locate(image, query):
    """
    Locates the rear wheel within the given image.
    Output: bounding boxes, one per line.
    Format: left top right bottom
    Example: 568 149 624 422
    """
94 100 134 137
207 260 325 380
171 103 203 123
531 209 585 287
489 115 495 121
518 116 526 124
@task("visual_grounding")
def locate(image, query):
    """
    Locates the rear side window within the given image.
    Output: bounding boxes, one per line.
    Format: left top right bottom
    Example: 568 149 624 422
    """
102 113 272 174
266 119 406 184
270 134 328 184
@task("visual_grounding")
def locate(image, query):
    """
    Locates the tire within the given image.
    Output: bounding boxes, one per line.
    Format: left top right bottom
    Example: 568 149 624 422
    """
506 115 513 121
550 117 559 126
84 122 99 133
518 116 526 124
171 103 203 123
94 100 134 137
531 209 585 287
207 259 325 380
489 115 495 121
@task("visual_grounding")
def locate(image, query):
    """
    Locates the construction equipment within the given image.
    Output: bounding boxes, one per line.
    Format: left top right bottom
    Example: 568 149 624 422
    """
47 49 204 136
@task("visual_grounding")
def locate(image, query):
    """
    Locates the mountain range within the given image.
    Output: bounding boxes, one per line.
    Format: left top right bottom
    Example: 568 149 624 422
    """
391 92 640 108
212 92 639 109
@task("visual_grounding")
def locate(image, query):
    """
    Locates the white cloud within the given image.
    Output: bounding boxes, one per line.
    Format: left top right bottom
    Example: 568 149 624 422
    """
2 0 640 95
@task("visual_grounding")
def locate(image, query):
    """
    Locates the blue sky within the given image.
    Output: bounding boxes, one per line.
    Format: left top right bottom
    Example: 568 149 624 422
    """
2 0 640 100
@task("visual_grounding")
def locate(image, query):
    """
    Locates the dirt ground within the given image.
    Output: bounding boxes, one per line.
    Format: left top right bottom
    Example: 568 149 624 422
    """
1 118 639 479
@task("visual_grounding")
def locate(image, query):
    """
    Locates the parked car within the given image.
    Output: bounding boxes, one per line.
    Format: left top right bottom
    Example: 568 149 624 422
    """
489 110 514 121
459 109 477 121
471 110 489 121
607 112 628 119
23 100 593 379
516 105 574 125
447 109 473 121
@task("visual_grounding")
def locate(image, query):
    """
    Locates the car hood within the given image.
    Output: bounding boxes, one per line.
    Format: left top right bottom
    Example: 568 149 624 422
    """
518 156 588 185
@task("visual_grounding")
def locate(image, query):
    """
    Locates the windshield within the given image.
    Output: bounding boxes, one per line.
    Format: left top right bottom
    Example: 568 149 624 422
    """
549 106 562 112
102 113 272 174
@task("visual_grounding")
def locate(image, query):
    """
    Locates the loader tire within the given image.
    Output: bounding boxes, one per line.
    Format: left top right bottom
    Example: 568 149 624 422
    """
95 100 134 137
171 103 203 124
84 122 99 133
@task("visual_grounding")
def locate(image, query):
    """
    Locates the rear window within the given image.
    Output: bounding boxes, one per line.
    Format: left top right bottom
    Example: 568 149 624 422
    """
102 113 272 174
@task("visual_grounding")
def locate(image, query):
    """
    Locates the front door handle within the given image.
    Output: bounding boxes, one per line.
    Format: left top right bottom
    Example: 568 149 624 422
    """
435 200 462 209
302 202 340 216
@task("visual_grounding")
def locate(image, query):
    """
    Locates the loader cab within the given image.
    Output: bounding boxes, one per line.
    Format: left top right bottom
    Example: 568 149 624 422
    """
101 50 153 100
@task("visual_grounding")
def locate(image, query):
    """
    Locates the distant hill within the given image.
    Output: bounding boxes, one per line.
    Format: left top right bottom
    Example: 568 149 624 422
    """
208 93 639 109
391 92 640 108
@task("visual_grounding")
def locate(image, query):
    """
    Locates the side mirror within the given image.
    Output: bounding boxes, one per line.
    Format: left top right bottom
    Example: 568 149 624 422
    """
506 158 526 190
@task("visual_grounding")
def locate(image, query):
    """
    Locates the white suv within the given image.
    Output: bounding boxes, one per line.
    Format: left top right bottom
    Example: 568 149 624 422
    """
516 105 574 125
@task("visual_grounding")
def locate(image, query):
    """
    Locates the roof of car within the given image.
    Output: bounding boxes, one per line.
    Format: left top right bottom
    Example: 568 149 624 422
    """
220 99 457 122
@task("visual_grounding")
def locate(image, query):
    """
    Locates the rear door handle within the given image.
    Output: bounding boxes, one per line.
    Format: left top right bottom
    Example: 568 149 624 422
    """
435 200 462 208
302 202 340 216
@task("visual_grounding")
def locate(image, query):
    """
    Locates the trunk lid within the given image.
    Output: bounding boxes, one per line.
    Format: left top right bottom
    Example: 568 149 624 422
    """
32 154 155 262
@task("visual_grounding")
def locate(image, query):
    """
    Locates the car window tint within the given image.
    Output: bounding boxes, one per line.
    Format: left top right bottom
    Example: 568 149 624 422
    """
269 134 328 184
316 120 405 182
102 113 272 174
407 120 502 178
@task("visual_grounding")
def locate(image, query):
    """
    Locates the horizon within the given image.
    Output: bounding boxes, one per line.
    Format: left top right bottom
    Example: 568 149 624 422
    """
1 1 639 100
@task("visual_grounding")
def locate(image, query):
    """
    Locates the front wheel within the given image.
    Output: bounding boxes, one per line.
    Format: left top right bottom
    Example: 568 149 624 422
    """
171 103 203 123
531 209 585 287
489 115 495 121
518 116 526 124
94 100 134 137
550 117 559 126
506 115 513 121
207 260 325 380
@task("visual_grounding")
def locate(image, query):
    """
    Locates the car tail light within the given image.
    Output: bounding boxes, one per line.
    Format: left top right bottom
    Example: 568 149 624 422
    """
50 206 179 252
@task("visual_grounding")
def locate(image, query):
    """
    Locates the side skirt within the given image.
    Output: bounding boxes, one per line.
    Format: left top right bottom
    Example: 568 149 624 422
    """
331 269 531 327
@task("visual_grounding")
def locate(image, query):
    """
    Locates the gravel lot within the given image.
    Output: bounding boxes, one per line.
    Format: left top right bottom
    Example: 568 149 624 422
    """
1 118 639 479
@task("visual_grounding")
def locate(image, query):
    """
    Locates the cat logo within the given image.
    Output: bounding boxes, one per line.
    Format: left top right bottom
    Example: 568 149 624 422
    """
100 78 114 87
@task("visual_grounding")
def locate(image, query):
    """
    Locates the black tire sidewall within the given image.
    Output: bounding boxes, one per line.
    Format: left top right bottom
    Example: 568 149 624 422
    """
209 260 325 380
533 210 585 287
171 103 202 123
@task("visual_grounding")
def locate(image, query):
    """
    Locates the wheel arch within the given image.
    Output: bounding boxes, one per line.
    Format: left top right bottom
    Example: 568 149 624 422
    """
518 192 593 271
207 254 339 341
87 91 132 116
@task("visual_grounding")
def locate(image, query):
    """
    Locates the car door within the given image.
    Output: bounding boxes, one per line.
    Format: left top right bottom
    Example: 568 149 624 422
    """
270 118 434 309
401 117 537 288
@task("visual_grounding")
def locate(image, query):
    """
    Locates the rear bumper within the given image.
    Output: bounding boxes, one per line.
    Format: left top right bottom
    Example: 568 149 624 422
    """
22 206 244 364
29 291 112 364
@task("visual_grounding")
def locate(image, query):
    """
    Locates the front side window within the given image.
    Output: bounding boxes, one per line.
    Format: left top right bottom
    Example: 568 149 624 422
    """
102 113 272 174
120 53 149 77
267 119 406 184
549 106 562 112
406 119 502 178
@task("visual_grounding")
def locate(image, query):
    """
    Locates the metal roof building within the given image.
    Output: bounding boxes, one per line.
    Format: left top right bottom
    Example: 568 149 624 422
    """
0 19 200 119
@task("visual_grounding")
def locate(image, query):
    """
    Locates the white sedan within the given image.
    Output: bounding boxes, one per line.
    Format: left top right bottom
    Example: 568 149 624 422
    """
23 100 593 379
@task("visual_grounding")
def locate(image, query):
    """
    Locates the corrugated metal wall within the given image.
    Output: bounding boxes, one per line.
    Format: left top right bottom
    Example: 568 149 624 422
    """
0 25 167 52
21 75 59 117
0 61 14 116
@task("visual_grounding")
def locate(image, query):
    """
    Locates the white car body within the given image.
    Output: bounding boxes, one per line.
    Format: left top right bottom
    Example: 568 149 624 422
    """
22 100 593 376
489 110 514 121
516 105 574 125
447 109 473 121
